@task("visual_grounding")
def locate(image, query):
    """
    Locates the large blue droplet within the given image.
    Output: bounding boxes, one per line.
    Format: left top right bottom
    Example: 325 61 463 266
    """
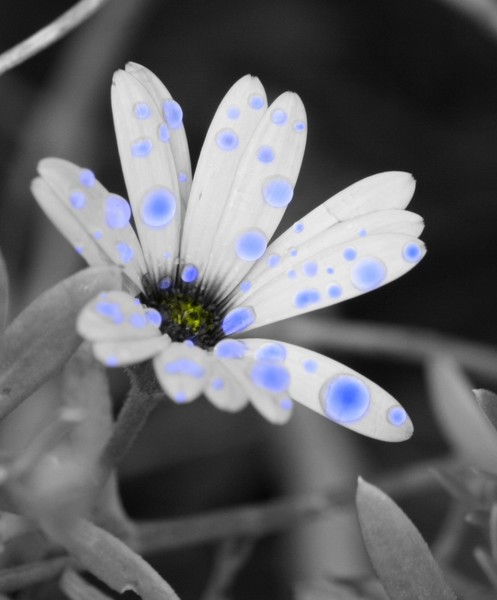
250 361 290 393
163 99 183 128
140 188 176 228
235 230 267 261
387 406 407 426
131 138 153 157
165 358 205 378
222 306 256 335
257 145 275 163
116 242 134 264
320 375 370 423
351 257 386 291
262 177 294 208
255 342 286 362
146 308 162 328
181 264 199 283
216 128 239 151
105 195 131 229
402 241 423 263
293 289 320 308
214 339 246 359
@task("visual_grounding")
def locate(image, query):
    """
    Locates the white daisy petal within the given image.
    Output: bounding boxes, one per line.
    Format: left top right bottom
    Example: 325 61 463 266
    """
225 233 425 333
111 69 183 281
204 357 248 412
77 291 162 342
241 339 413 441
180 75 267 285
200 91 307 298
33 160 146 292
124 62 192 208
212 339 293 424
153 342 210 403
93 336 171 367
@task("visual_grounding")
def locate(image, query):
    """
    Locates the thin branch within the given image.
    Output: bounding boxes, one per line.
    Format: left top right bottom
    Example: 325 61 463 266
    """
0 556 70 593
0 0 113 77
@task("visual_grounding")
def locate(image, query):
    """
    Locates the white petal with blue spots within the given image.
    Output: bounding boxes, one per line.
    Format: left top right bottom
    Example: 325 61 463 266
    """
93 336 171 367
204 357 248 412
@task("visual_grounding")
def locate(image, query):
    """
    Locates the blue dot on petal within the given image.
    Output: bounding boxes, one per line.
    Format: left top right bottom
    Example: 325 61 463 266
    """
402 241 423 263
294 222 304 233
216 128 239 151
116 242 133 264
165 358 205 378
303 359 318 373
271 109 288 125
178 171 187 183
146 308 162 328
248 94 264 109
130 313 147 328
255 342 286 362
250 361 290 393
289 248 298 257
184 339 194 347
326 266 334 274
359 228 367 237
140 188 176 228
327 284 342 299
93 230 103 240
211 378 225 390
174 391 187 403
159 277 171 290
235 229 267 261
343 247 357 261
134 102 151 119
105 195 131 229
351 257 387 291
293 120 306 132
163 99 183 128
287 269 297 280
158 124 170 142
131 138 153 157
280 397 293 411
388 406 408 426
293 289 320 308
267 254 281 268
257 145 275 163
303 260 318 277
105 356 119 367
262 177 294 208
222 306 256 335
95 301 123 324
240 280 252 293
70 190 86 209
214 339 246 359
227 105 240 119
320 375 370 423
79 169 95 187
181 264 199 283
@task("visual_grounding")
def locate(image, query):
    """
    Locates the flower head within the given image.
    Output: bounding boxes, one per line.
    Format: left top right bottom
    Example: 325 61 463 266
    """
31 63 425 441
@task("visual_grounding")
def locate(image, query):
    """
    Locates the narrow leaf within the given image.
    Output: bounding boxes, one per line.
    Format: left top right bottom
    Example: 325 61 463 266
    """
0 266 122 421
356 478 456 600
474 547 497 591
474 389 497 432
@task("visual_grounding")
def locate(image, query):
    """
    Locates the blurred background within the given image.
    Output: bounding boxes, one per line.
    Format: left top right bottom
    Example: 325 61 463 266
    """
1 1 497 598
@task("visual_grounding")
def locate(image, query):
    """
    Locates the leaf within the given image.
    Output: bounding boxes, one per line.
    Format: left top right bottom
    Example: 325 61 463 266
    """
0 266 122 421
0 247 8 335
356 478 457 600
474 389 497 433
426 356 497 471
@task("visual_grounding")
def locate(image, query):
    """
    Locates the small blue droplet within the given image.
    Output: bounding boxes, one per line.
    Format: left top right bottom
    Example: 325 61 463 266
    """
235 230 267 261
294 289 320 308
287 269 297 280
130 313 147 328
343 247 357 261
255 342 286 362
134 102 151 119
70 190 86 209
293 120 306 132
165 358 205 378
181 264 199 283
267 254 281 268
388 406 408 426
105 195 131 229
262 177 294 208
75 245 84 255
211 378 225 390
271 109 288 125
303 359 318 373
163 251 173 259
250 361 290 393
358 228 367 237
159 277 172 290
214 339 246 359
158 124 170 143
178 171 187 183
105 356 119 367
133 298 141 305
131 138 153 157
227 105 240 119
163 99 183 128
303 260 318 277
402 241 423 263
216 128 239 151
184 339 194 347
326 266 334 274
80 169 95 187
294 222 304 233
257 145 275 163
280 397 293 411
140 188 176 228
248 94 264 109
146 308 162 328
93 230 103 240
116 242 134 264
174 391 187 403
240 280 252 293
327 284 342 299
222 306 256 336
289 248 298 257
320 375 370 423
95 301 123 324
351 257 386 291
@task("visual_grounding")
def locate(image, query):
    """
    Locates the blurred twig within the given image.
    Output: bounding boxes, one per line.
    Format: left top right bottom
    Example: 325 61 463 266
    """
0 556 70 593
435 0 497 41
0 0 113 77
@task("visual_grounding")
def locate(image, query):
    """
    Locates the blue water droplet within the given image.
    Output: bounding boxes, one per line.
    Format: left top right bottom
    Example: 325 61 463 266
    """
320 375 370 423
289 248 298 257
235 229 267 261
163 99 183 128
343 247 357 261
303 260 318 277
93 230 103 240
131 138 153 157
95 301 123 324
327 284 342 299
158 124 170 143
211 378 225 390
105 195 131 229
214 339 246 359
240 280 252 293
146 309 162 328
257 145 275 163
79 169 95 188
105 356 119 367
271 109 288 125
255 342 286 362
388 406 407 426
293 289 321 308
248 94 264 109
70 190 86 209
267 254 281 268
181 264 198 283
351 257 386 291
174 391 187 403
294 222 304 233
358 228 367 237
159 277 172 290
287 269 297 280
116 242 134 264
227 105 240 119
402 241 423 263
326 266 334 274
293 120 306 132
222 306 256 335
178 171 188 183
165 358 205 378
250 361 290 393
130 313 147 328
303 359 318 373
216 128 239 151
75 245 84 255
140 188 176 228
184 339 194 347
134 102 151 119
280 397 293 411
262 177 294 207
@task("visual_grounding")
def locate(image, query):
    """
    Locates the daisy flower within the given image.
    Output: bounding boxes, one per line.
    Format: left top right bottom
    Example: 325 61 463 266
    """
31 63 425 441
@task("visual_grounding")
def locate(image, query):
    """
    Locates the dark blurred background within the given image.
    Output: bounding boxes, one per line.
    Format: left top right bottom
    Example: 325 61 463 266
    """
0 1 496 598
